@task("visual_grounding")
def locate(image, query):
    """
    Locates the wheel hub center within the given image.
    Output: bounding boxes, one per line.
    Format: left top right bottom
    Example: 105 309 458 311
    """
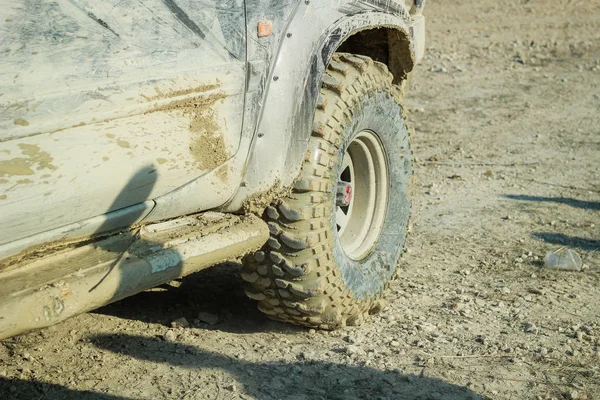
336 182 352 207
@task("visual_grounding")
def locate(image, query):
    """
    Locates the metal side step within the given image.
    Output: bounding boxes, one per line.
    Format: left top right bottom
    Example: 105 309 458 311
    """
0 212 268 340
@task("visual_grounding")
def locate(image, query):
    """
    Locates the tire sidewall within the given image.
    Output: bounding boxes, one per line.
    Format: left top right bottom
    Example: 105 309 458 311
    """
330 90 411 299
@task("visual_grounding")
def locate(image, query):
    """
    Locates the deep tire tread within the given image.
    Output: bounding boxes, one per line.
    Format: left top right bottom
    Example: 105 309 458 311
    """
241 53 411 329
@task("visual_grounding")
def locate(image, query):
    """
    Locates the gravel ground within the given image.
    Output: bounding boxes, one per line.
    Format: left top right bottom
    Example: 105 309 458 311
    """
1 0 599 399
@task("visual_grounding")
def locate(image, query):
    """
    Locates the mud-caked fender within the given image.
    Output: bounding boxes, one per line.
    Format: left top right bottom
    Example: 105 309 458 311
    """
224 0 424 212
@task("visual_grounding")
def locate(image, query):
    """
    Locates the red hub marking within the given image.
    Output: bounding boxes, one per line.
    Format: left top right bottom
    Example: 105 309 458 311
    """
344 186 352 203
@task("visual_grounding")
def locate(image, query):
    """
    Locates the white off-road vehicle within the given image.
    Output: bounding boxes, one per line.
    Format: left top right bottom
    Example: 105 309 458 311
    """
0 0 425 338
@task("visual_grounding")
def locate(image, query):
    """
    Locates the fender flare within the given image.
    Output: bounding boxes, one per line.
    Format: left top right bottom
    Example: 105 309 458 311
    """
224 3 418 212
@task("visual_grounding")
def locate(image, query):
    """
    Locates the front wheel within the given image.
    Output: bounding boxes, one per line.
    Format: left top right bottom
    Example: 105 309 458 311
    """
242 53 412 329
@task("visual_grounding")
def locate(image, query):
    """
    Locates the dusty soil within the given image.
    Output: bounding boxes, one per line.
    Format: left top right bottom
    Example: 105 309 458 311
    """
1 0 599 399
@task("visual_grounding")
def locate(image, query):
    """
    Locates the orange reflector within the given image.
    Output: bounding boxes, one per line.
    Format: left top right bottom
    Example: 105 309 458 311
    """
257 21 273 37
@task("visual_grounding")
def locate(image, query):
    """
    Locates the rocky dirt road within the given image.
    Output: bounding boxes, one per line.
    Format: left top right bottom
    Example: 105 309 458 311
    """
1 0 599 399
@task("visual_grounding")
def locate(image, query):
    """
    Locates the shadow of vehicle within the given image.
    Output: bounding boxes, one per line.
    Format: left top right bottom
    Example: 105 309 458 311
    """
91 168 288 335
93 262 302 335
0 377 133 400
532 232 600 252
81 333 484 400
504 194 600 211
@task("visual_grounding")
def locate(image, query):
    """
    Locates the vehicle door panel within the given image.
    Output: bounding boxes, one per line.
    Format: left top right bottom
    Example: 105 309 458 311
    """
0 0 246 247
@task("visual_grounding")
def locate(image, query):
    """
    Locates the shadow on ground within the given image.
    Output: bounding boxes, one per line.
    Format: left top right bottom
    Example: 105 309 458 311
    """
504 194 600 211
93 262 300 335
532 232 600 252
0 332 485 400
82 333 481 400
0 378 133 400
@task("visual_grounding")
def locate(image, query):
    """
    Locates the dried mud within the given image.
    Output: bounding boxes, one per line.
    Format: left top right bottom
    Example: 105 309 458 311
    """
153 92 229 171
1 1 599 399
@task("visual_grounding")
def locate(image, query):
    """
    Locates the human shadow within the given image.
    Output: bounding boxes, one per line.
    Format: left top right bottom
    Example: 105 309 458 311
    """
91 168 285 335
83 164 185 305
532 232 600 252
88 333 483 400
504 194 600 211
0 377 133 400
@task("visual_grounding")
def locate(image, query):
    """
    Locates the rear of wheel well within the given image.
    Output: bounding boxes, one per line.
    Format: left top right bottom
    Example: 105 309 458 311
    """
336 27 414 84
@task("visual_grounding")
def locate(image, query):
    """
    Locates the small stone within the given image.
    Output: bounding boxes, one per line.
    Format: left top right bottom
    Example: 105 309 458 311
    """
164 329 177 342
224 383 236 392
308 329 316 335
500 287 511 294
430 65 448 73
197 312 219 325
343 345 363 355
343 335 358 344
390 341 400 347
582 369 596 377
581 325 593 335
524 322 538 333
170 317 190 328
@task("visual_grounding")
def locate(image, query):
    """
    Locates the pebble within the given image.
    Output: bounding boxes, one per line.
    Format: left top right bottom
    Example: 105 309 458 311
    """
171 317 190 328
430 65 448 73
163 330 177 342
524 322 538 334
500 287 511 294
224 383 236 392
343 345 363 355
197 312 219 325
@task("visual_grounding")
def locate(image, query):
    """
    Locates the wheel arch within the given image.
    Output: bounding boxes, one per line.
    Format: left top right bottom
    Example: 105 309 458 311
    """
223 2 422 212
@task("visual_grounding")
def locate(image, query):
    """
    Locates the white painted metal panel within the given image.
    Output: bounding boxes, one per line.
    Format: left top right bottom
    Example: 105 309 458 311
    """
0 0 247 248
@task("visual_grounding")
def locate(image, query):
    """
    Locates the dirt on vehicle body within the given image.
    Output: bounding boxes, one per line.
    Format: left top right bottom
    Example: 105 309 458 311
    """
0 0 425 339
1 0 600 399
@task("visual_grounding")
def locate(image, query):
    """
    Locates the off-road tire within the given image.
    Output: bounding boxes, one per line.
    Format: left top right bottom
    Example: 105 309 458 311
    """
241 53 412 329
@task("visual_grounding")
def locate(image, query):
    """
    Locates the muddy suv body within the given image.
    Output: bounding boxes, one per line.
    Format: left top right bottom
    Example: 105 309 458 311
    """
0 0 425 338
